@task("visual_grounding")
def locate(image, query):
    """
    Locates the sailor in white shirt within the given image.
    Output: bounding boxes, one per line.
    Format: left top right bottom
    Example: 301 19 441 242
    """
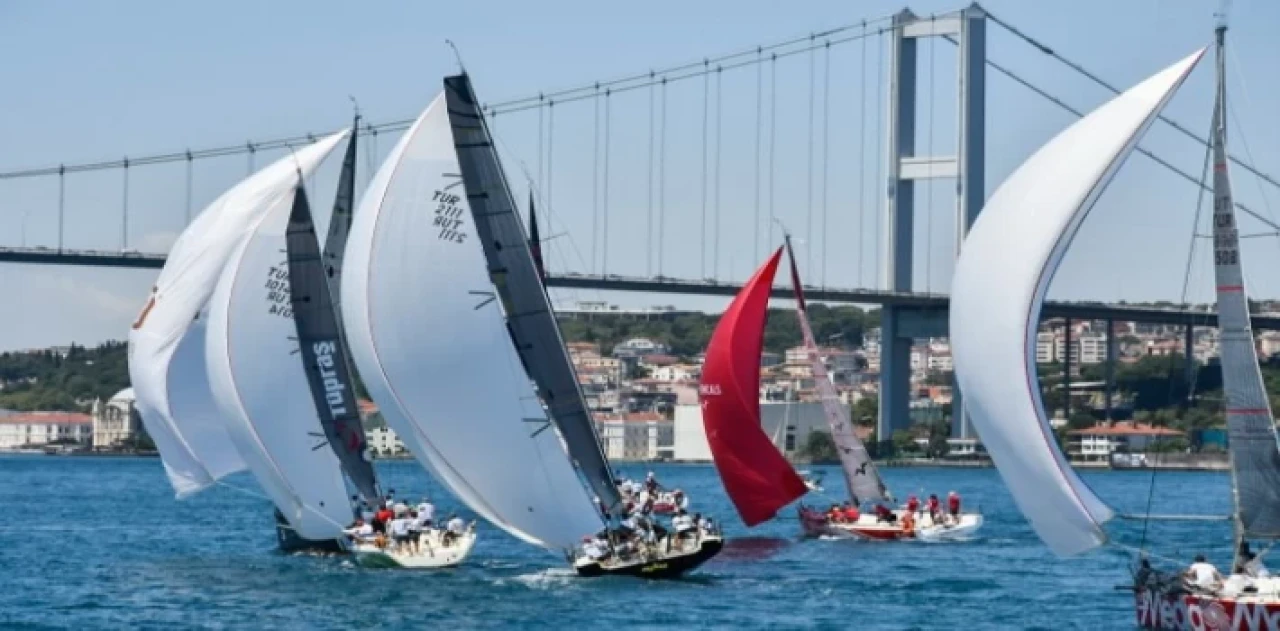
344 519 375 543
389 515 413 552
1185 555 1225 592
671 510 695 534
416 500 436 527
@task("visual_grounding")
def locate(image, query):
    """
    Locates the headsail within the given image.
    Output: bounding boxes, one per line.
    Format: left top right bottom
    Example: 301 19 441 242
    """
950 50 1204 556
443 74 622 513
784 237 889 505
341 94 602 551
206 183 353 540
700 248 808 527
1208 27 1280 542
129 131 348 498
287 181 381 503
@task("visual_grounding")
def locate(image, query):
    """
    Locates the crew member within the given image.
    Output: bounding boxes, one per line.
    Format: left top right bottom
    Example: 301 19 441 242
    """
947 491 962 518
1184 554 1224 593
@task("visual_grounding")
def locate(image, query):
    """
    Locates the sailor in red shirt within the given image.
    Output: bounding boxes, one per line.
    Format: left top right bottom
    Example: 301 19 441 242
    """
926 494 941 523
947 491 961 517
906 494 920 515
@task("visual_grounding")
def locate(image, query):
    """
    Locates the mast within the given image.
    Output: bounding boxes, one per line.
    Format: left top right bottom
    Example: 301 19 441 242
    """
322 113 360 340
443 74 623 515
1209 19 1280 564
287 183 381 502
783 235 891 505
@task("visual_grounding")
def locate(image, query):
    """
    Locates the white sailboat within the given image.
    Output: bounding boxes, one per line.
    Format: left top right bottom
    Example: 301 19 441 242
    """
129 131 348 499
951 15 1280 629
342 75 721 577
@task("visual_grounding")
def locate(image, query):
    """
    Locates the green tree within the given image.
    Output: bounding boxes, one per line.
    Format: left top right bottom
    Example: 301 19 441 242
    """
891 430 918 456
852 396 878 425
799 430 838 463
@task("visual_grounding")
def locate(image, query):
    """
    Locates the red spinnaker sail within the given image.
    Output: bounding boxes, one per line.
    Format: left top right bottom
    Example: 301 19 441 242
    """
699 247 808 527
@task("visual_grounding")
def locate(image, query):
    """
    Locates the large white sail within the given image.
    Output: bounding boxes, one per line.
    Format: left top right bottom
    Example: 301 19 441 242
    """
341 94 602 551
205 185 353 540
950 49 1204 556
1207 30 1280 542
129 131 348 498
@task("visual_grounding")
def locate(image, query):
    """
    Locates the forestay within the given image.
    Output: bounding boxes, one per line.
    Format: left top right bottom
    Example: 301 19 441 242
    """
1208 38 1280 541
443 74 622 513
341 94 602 551
288 180 381 503
784 238 888 505
949 50 1204 556
129 131 347 498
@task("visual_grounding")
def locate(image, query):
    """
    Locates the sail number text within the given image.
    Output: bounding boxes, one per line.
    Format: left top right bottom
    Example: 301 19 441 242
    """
432 190 468 244
265 265 293 319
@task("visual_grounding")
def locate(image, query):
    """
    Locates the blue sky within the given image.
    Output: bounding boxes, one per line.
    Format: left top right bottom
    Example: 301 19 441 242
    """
0 0 1277 350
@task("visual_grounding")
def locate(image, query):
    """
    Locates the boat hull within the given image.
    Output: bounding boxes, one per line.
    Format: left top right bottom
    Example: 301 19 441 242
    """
274 510 346 555
799 506 982 541
1136 587 1280 630
351 526 478 569
573 534 723 579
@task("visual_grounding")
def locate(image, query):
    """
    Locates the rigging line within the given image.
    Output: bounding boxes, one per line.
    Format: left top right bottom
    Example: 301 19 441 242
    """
659 77 668 278
874 27 884 289
754 47 763 264
806 37 816 278
647 74 655 277
821 41 831 288
714 65 724 281
547 101 556 261
57 165 66 250
857 23 868 288
701 59 710 280
592 84 601 274
1227 43 1276 221
985 10 1280 193
1226 89 1278 248
537 94 545 203
935 34 1278 233
768 52 778 250
247 142 255 175
602 89 612 277
183 151 192 226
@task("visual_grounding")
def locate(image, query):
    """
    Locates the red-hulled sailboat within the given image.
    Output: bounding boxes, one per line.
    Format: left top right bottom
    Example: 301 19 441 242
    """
699 247 810 526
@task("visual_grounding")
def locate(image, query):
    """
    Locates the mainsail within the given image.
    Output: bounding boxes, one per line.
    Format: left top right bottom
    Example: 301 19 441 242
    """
950 49 1204 556
205 183 353 540
1208 26 1280 542
129 131 348 498
783 237 888 505
287 182 381 503
443 74 622 513
341 93 602 550
700 248 808 527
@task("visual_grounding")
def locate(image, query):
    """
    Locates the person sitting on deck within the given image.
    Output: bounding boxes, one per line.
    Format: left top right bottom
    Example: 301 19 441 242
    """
826 504 844 523
669 509 696 551
1184 554 1225 593
442 515 467 546
343 518 375 544
842 502 861 522
1236 543 1271 579
906 495 920 515
582 535 610 562
873 503 897 523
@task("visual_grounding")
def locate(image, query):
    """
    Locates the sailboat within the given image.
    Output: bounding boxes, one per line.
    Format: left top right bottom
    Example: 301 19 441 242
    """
701 238 981 540
950 15 1279 630
341 73 721 578
129 131 347 501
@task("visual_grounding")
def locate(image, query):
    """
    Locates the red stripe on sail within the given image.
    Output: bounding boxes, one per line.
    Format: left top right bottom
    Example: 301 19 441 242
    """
1218 285 1243 292
1227 408 1270 415
700 247 807 527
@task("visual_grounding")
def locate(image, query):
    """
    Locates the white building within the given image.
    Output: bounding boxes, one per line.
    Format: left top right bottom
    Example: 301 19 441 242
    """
672 401 833 462
1077 333 1109 365
92 387 141 450
0 412 93 450
1036 332 1056 363
595 412 673 461
651 363 698 383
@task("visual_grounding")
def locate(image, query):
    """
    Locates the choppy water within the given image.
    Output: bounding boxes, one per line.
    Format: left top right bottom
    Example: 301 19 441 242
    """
0 455 1236 629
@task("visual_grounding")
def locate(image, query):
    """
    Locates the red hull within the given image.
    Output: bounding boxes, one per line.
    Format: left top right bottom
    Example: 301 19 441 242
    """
1136 588 1280 630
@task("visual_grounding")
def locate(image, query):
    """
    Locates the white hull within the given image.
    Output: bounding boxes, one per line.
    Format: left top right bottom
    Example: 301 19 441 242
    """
802 507 982 542
351 525 478 569
915 514 984 541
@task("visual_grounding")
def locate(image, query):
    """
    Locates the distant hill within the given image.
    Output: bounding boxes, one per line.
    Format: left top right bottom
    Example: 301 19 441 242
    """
0 342 129 412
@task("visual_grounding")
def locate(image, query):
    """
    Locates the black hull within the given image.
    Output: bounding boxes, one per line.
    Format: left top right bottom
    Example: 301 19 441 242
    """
574 537 723 579
274 510 346 555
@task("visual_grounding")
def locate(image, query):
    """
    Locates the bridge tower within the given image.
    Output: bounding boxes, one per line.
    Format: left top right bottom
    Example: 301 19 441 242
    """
879 4 986 443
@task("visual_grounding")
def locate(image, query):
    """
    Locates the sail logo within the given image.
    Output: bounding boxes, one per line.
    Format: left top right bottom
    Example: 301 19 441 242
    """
313 340 348 417
432 190 468 244
1138 590 1280 631
699 384 722 397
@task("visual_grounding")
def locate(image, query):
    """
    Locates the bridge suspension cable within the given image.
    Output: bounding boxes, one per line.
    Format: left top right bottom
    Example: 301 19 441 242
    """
602 89 612 276
767 52 778 252
754 47 763 263
591 84 600 273
701 60 710 280
857 22 869 289
873 26 885 290
646 76 655 278
925 29 936 294
806 39 816 277
820 40 831 288
985 9 1280 195
658 77 668 278
713 65 723 281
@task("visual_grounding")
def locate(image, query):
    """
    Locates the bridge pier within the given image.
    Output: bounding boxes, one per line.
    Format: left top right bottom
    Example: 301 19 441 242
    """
878 4 986 442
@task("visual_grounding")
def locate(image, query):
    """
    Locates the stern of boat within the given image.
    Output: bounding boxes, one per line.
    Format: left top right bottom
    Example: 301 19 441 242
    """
574 533 723 579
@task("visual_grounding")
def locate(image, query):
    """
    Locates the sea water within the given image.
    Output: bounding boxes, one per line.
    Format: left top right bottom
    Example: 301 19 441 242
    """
0 455 1233 629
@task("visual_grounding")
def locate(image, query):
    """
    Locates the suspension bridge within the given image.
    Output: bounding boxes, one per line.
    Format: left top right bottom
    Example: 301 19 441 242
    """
2 4 1278 441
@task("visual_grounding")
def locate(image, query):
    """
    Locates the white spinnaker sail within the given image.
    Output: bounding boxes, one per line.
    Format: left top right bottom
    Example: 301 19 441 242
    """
950 49 1204 556
206 186 353 540
342 95 601 551
128 131 348 498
